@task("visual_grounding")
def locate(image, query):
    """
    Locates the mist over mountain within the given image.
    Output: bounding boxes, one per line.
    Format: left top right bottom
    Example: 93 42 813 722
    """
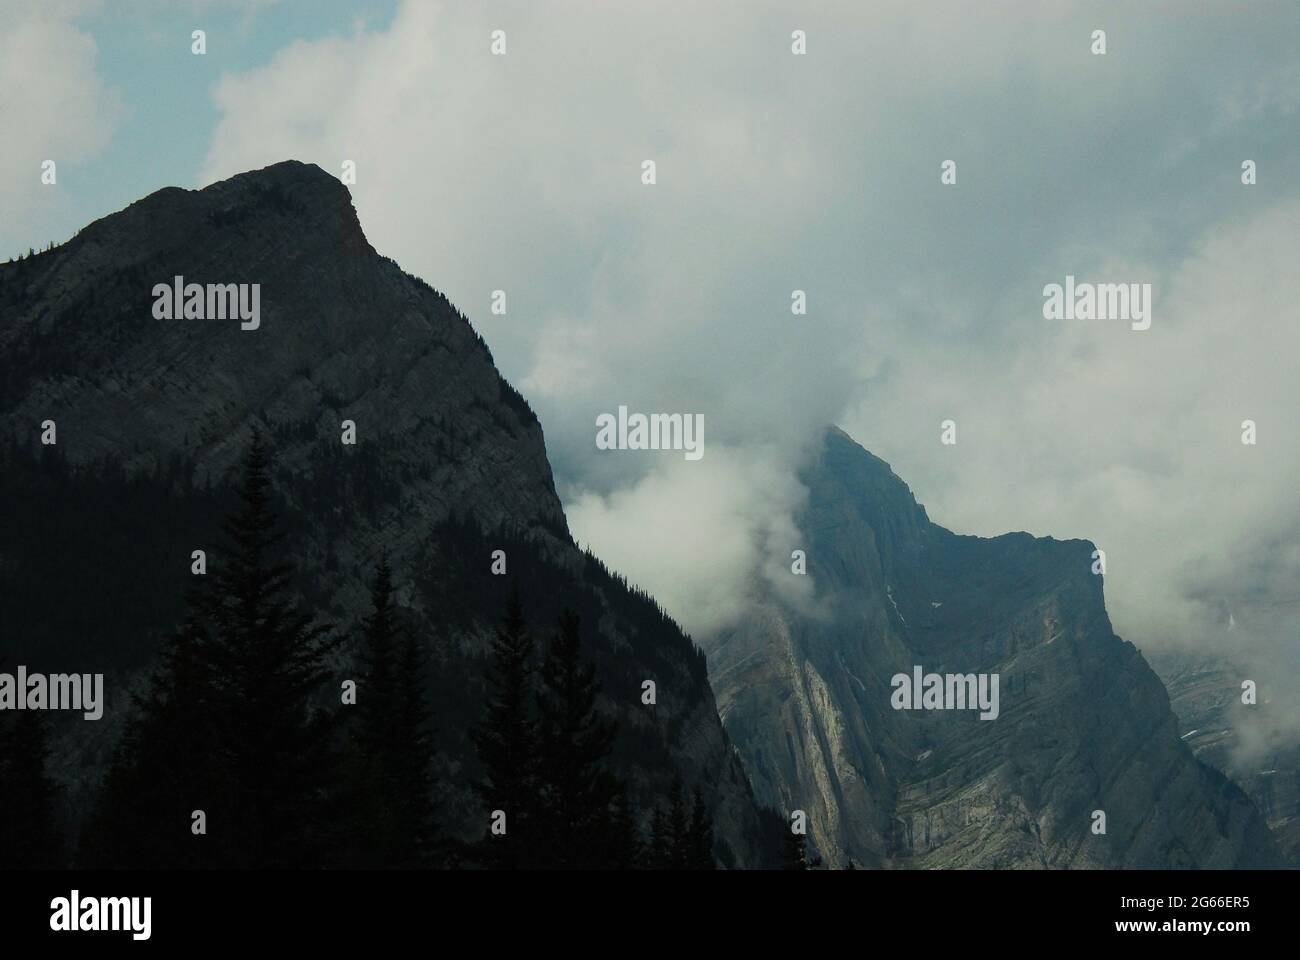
702 428 1280 868
1152 649 1300 864
0 161 1284 871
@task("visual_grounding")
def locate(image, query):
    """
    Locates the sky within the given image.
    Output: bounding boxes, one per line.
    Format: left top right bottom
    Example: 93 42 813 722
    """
3 1 1298 729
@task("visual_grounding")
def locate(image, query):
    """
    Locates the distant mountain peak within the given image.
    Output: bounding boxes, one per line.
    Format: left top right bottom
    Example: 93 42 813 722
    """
703 423 1278 868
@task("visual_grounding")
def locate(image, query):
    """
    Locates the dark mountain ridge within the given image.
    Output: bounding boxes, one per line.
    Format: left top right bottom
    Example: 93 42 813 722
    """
0 160 769 866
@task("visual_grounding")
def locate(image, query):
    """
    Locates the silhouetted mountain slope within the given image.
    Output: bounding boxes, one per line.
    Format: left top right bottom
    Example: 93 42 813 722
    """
0 161 767 866
702 427 1279 868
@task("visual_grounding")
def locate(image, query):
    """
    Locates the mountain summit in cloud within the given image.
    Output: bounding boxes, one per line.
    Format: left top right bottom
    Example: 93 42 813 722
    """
703 427 1280 867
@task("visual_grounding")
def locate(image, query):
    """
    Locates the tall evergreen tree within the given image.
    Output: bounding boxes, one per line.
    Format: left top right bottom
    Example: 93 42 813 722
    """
607 783 643 870
535 609 619 868
352 557 438 867
471 584 539 868
85 436 340 868
193 429 342 867
82 616 225 868
687 786 716 870
665 775 690 869
392 566 439 865
643 777 712 870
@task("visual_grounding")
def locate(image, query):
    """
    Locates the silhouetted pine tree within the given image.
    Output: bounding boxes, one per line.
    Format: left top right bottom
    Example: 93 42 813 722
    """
607 784 643 869
352 557 439 866
82 616 225 868
471 584 540 868
687 786 716 869
196 430 342 868
666 775 690 869
646 777 709 869
535 609 619 868
82 436 339 868
394 586 438 864
0 708 63 868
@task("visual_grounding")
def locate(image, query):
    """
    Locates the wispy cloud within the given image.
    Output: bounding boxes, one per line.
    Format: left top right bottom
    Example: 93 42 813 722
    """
194 0 1299 698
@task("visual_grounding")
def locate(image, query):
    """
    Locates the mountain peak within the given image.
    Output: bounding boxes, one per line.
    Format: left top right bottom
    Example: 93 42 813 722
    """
219 158 341 187
824 425 922 503
0 162 532 528
200 159 356 212
704 421 1279 868
0 163 771 868
45 160 371 268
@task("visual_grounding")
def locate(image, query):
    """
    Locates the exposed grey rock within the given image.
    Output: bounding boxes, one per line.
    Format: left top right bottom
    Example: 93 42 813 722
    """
1150 649 1300 865
704 427 1279 868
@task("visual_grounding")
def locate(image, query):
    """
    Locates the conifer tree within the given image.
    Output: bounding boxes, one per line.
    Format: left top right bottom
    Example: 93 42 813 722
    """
687 786 716 870
195 429 342 868
85 435 339 868
665 775 690 869
353 557 438 866
646 777 709 870
607 783 643 869
471 584 539 868
535 609 618 868
83 616 225 868
394 578 438 864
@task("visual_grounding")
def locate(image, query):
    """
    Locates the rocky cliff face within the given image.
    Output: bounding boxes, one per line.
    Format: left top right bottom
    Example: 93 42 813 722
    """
0 161 767 865
1150 650 1300 865
703 427 1279 868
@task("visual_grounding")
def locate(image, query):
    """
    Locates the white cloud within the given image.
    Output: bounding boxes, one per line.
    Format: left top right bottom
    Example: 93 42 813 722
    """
843 197 1300 673
198 0 1300 651
0 0 121 256
567 444 813 638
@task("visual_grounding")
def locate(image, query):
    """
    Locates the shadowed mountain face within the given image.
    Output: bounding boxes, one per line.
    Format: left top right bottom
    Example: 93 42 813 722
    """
1150 650 1300 865
0 161 769 866
702 428 1279 868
